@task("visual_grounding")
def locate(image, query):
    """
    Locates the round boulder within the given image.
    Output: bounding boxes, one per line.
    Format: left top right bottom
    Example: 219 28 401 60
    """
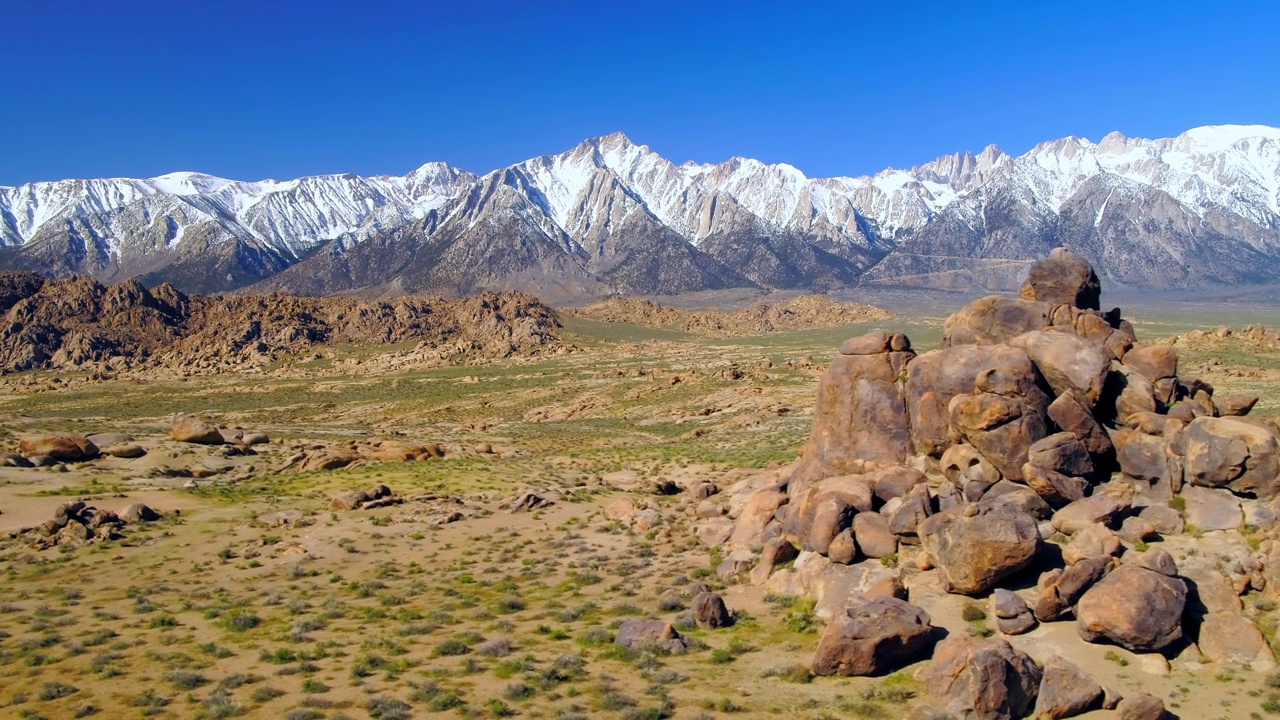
812 596 936 677
919 502 1041 595
1076 563 1187 652
172 416 224 445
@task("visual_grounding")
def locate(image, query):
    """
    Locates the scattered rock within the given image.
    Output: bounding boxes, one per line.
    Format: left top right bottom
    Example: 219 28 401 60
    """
615 619 687 654
992 589 1036 636
691 592 732 629
119 503 160 523
1116 693 1167 720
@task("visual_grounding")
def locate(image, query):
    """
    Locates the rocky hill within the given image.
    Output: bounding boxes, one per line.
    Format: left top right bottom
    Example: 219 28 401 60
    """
2 126 1279 298
0 270 560 374
695 248 1280 717
568 295 891 336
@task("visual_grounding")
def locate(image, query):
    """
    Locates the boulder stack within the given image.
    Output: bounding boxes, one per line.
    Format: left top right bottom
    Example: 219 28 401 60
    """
696 249 1280 713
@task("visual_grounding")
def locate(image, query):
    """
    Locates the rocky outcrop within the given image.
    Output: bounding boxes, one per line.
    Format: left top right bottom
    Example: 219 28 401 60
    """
703 250 1280 718
0 275 562 374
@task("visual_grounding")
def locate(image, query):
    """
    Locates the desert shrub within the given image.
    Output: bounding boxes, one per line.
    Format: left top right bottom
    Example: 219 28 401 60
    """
366 696 412 720
165 670 207 690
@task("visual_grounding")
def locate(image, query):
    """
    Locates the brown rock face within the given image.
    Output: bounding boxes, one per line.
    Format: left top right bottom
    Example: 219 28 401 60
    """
1009 330 1111 409
17 435 98 461
790 332 915 487
1022 463 1087 508
811 597 935 677
853 511 897 558
905 345 1044 457
1076 563 1187 652
948 392 1047 482
1047 391 1113 457
1183 417 1280 498
172 416 224 445
1018 249 1101 310
1034 556 1114 622
1123 345 1177 384
1027 432 1094 479
942 296 1055 347
922 636 1042 720
919 502 1041 595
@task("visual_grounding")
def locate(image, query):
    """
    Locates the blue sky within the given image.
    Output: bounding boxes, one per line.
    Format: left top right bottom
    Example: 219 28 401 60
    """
2 0 1277 185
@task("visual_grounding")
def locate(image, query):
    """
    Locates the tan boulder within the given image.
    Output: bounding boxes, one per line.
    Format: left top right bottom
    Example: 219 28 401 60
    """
1032 656 1103 719
1116 694 1167 720
1076 563 1187 652
942 444 1002 500
172 416 224 444
18 435 98 461
1183 416 1280 498
727 490 787 552
1022 463 1087 508
919 502 1041 596
788 335 914 488
1122 345 1177 384
942 296 1054 347
948 392 1047 481
1034 556 1114 622
1047 391 1113 457
1018 248 1101 309
1009 330 1111 409
1197 612 1276 669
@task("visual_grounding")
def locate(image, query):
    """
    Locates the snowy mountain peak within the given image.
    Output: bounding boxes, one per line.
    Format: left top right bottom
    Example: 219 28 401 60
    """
148 172 234 195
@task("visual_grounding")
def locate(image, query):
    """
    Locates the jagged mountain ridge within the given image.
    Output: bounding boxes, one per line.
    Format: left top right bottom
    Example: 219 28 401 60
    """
3 125 1279 297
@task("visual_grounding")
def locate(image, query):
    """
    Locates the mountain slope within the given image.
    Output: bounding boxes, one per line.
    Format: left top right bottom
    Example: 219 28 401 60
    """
3 125 1280 297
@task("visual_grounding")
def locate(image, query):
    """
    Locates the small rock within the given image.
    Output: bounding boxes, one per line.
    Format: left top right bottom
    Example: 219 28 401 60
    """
615 619 687 654
1116 693 1167 720
691 592 732 629
119 503 160 523
1032 656 1103 719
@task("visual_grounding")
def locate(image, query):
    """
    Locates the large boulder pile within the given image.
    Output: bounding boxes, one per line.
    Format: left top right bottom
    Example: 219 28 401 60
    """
698 249 1280 709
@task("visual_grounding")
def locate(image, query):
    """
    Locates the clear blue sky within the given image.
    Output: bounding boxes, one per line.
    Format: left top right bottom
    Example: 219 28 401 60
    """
2 0 1277 186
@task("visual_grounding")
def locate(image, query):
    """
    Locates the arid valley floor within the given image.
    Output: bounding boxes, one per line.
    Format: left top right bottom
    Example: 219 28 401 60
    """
2 290 1280 720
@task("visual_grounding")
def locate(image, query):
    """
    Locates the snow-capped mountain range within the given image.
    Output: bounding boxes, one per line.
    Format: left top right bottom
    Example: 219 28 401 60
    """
2 124 1278 298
